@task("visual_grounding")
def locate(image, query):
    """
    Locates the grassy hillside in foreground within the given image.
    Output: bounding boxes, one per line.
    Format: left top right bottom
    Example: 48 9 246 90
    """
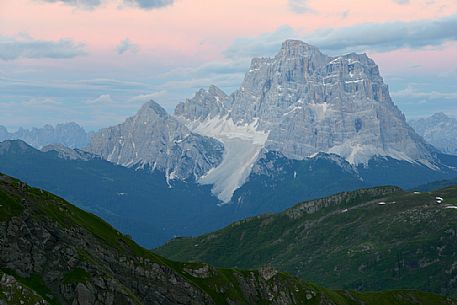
1 173 456 305
157 185 457 297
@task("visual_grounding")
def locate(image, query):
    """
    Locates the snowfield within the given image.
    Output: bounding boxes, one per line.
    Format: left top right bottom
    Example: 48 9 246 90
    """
179 115 269 203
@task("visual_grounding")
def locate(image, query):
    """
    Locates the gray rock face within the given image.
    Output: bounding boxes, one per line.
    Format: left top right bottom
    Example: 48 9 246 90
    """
175 85 228 121
0 122 89 149
41 144 99 161
0 272 50 305
409 113 457 156
175 40 436 202
87 101 223 181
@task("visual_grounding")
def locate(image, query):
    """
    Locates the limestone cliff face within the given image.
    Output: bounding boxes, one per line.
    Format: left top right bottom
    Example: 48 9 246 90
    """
87 101 223 181
174 40 436 202
177 40 432 166
175 85 228 122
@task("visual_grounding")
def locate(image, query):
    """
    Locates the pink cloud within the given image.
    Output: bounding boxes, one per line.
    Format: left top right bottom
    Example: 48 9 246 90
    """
1 0 455 59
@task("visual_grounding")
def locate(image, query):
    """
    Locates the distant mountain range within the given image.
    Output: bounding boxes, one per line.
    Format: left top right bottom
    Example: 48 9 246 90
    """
85 40 456 208
0 122 89 149
409 113 457 156
1 40 457 247
0 140 230 247
157 184 457 297
2 138 457 247
5 174 450 305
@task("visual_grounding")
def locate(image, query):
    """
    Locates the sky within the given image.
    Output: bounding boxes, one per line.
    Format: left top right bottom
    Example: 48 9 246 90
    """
1 0 457 131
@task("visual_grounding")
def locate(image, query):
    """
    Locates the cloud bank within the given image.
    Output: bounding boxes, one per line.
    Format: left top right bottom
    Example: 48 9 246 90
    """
391 85 457 100
288 0 311 14
0 34 87 60
116 38 139 54
122 0 174 9
307 13 457 53
40 0 175 9
40 0 102 9
224 13 457 59
393 0 410 4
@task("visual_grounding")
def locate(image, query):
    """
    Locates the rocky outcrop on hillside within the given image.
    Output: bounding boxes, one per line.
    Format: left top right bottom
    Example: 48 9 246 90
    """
0 272 49 305
42 143 99 161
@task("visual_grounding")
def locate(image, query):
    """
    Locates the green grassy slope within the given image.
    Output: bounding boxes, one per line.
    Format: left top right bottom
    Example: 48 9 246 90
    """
1 173 456 305
157 185 457 297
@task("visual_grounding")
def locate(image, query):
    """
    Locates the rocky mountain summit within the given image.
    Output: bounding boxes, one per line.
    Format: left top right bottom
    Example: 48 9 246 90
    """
87 101 223 181
0 122 89 149
81 40 455 206
409 113 457 156
175 40 437 202
2 173 453 305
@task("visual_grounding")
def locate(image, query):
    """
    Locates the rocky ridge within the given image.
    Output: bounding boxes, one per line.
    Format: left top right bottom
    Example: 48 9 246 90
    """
42 144 99 161
0 122 89 149
87 101 224 181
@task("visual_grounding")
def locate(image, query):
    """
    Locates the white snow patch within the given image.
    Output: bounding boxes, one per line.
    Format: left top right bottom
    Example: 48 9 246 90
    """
180 115 269 203
329 57 342 64
283 105 303 116
377 201 386 205
445 205 457 209
107 145 117 162
165 169 177 188
327 143 421 166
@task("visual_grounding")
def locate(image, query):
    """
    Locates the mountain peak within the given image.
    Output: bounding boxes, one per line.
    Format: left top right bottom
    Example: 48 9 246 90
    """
430 112 449 120
281 39 315 50
0 140 35 155
88 99 223 180
175 40 436 203
138 100 168 118
277 39 323 58
409 112 457 155
207 85 227 98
